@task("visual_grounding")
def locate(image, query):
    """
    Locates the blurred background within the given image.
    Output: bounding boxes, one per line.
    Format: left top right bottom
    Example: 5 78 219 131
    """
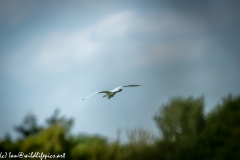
0 0 240 159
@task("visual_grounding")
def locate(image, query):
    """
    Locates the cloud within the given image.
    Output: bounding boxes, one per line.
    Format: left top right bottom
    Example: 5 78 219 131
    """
35 11 135 72
122 37 209 71
113 10 211 70
35 31 101 72
0 1 37 26
92 11 134 38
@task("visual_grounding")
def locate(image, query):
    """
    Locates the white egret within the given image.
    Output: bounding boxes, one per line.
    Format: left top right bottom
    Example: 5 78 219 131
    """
82 85 141 100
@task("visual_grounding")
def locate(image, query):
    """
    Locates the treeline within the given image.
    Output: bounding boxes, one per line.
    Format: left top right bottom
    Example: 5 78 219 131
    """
0 94 240 160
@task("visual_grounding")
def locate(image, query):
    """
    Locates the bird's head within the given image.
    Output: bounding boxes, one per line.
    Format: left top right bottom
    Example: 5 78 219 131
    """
118 89 122 92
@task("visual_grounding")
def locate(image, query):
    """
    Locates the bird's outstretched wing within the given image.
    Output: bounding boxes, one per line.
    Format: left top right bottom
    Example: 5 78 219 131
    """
82 91 110 100
122 84 141 87
112 84 141 92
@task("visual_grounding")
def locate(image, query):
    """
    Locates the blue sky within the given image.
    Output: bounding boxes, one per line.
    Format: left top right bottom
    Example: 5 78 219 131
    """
0 0 240 141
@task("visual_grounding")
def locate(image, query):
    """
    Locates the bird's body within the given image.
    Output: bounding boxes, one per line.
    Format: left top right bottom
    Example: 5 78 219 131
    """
82 84 141 100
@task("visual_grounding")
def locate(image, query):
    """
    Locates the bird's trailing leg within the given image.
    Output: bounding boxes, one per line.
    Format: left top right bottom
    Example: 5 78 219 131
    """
102 95 107 98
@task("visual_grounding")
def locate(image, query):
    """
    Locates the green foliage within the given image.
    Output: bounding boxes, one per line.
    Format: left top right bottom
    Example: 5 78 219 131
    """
126 127 155 146
195 94 240 160
70 134 108 160
154 96 205 143
0 138 19 160
14 113 43 138
1 94 240 160
21 124 68 154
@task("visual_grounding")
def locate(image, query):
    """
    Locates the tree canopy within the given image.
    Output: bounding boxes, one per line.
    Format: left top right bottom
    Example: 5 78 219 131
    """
1 94 240 160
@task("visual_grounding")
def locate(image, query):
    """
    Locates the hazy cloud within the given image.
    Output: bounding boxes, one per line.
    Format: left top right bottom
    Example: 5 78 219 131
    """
34 11 135 72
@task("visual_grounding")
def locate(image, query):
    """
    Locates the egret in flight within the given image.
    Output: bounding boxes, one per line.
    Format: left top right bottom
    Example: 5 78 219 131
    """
82 84 141 100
